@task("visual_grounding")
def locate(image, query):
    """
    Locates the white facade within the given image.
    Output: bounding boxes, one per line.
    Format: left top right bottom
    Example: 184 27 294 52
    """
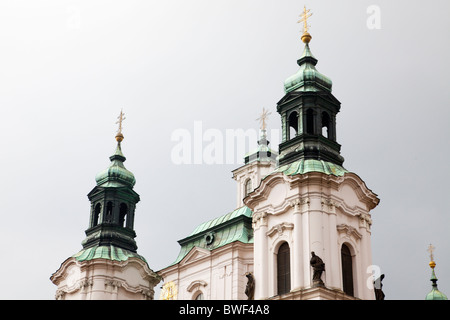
158 155 276 300
245 170 379 300
158 128 379 300
51 255 160 300
159 243 254 300
232 160 277 208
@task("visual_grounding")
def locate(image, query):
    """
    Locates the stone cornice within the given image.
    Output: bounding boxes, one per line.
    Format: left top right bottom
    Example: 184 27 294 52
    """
268 285 358 300
245 170 379 213
51 255 161 290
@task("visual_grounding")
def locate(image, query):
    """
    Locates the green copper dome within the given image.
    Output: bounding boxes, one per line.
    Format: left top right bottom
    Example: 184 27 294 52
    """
275 158 348 177
95 142 136 188
284 43 333 94
426 268 448 300
73 245 147 263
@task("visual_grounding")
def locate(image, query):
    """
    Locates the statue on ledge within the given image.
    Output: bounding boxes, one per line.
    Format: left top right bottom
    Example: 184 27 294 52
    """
310 251 325 287
245 272 255 300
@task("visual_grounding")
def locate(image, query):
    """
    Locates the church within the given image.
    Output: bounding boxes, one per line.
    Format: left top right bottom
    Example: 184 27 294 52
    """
50 7 446 301
157 7 380 300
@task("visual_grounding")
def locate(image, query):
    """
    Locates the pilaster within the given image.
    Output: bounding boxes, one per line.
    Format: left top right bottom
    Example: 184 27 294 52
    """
252 211 269 299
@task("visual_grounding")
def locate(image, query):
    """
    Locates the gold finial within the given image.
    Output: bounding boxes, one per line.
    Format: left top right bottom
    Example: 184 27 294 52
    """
256 108 271 131
428 244 436 269
298 5 313 43
115 109 126 142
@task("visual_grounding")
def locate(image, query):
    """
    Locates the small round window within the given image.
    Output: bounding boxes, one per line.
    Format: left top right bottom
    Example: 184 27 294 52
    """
205 232 215 245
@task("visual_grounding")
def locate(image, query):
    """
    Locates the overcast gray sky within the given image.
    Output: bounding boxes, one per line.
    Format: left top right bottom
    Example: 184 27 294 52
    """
0 0 449 300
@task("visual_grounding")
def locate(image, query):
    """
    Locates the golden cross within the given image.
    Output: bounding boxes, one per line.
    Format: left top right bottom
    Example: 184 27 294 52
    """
256 108 271 131
298 5 313 34
116 109 126 134
427 243 435 262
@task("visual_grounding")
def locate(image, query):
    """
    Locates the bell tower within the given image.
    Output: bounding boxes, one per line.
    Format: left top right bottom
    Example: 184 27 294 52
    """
244 7 380 300
277 7 343 167
232 108 278 208
82 118 140 252
51 110 161 300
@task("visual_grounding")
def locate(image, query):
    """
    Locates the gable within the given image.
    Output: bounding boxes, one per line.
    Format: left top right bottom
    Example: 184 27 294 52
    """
179 247 211 266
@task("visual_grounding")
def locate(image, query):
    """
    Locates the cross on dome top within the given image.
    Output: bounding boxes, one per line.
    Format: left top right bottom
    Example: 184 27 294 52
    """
115 109 126 142
298 6 313 43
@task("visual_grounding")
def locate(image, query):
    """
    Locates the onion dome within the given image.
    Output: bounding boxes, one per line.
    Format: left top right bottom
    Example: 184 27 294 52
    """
277 16 344 168
284 42 333 94
95 133 136 188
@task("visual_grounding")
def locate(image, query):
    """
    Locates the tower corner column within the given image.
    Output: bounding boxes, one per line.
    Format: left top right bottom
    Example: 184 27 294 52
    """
252 211 269 299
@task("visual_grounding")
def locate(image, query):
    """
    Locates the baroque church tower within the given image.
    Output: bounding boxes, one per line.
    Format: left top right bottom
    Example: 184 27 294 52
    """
159 7 380 300
244 8 380 300
51 111 161 300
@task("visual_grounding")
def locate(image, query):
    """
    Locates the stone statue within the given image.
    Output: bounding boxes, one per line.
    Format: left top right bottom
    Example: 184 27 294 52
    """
374 274 385 300
245 272 255 300
310 251 325 287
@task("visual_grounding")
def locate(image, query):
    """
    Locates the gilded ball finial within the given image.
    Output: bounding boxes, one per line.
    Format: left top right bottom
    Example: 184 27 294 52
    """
429 260 436 269
301 32 312 44
115 132 124 142
298 6 313 44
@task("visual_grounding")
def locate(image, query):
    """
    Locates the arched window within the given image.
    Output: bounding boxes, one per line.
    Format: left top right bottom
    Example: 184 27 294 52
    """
321 111 330 138
306 109 314 134
245 179 252 197
341 244 354 296
119 203 128 227
288 111 298 139
105 201 113 223
277 242 291 295
194 292 204 300
93 203 101 226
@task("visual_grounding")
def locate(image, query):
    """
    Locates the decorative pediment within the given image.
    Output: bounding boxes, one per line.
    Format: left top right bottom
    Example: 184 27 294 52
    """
244 172 291 210
179 247 211 266
335 172 380 211
245 170 379 218
187 280 208 292
336 224 362 240
266 222 294 238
